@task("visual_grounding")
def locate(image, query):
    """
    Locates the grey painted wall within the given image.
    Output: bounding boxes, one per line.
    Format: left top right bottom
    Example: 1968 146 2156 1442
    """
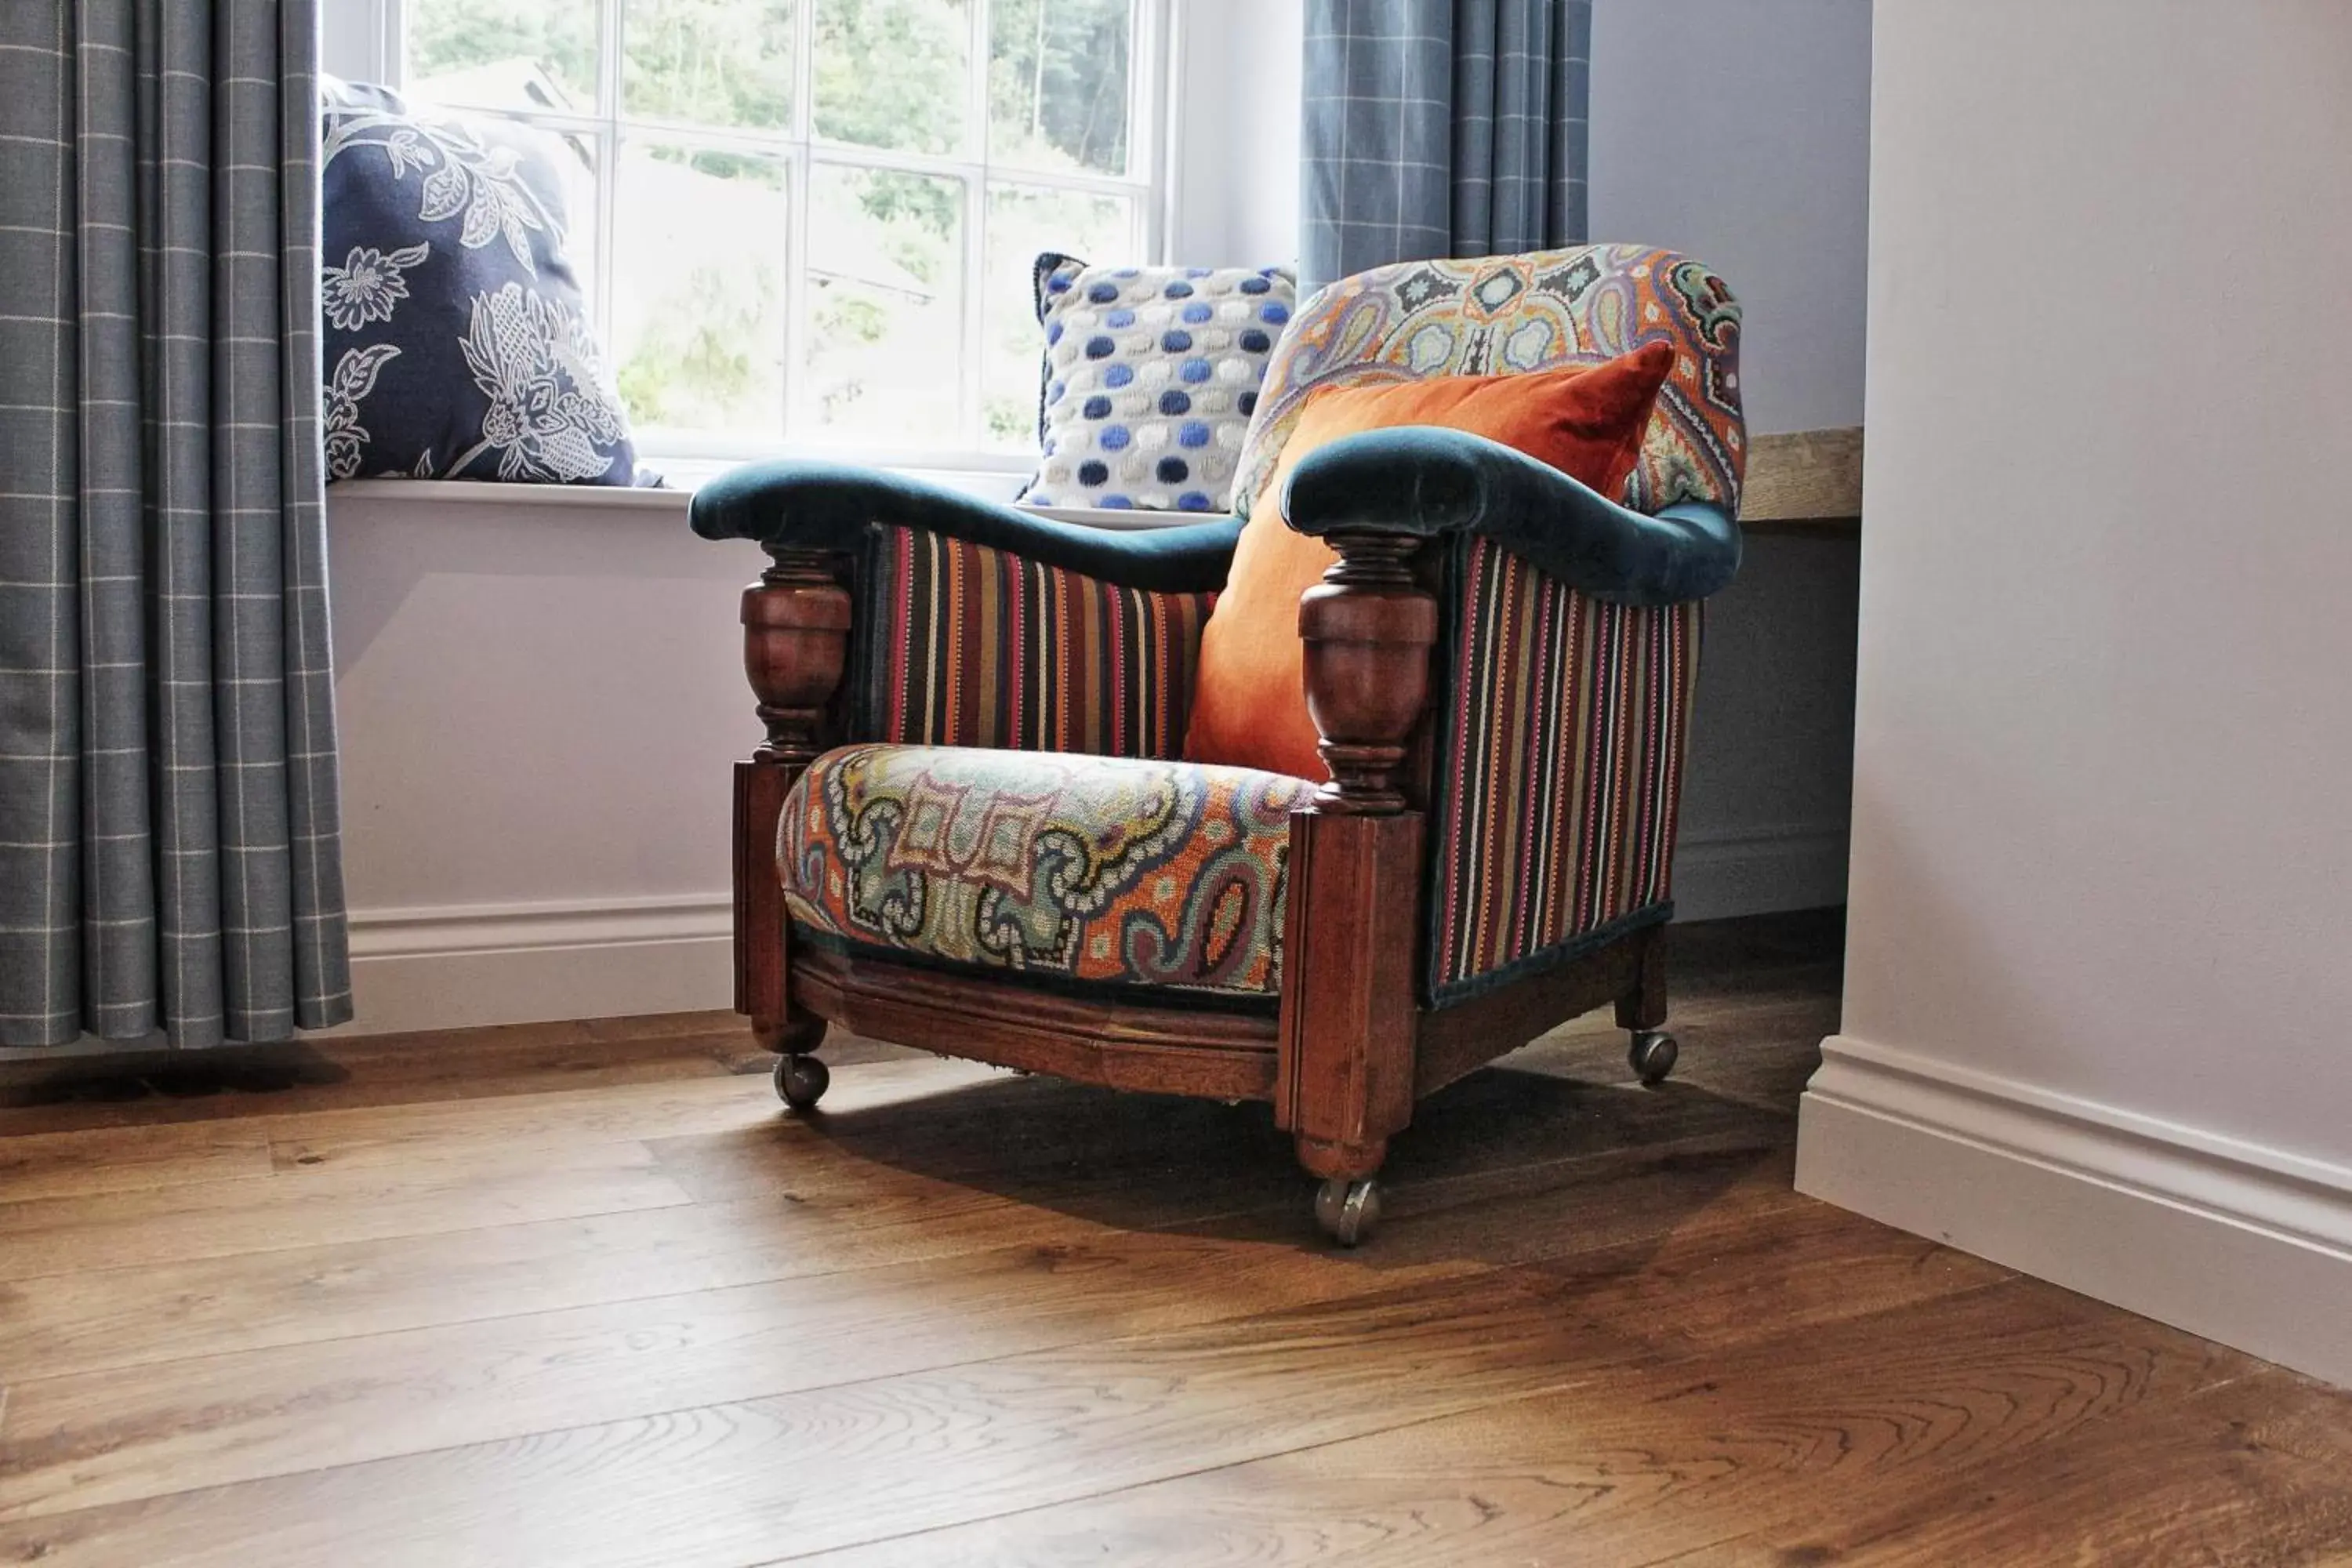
1802 0 2352 1388
1591 0 1871 918
1591 0 1871 436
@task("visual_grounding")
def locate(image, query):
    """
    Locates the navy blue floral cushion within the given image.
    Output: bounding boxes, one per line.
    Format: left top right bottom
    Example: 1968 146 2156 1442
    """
319 81 641 485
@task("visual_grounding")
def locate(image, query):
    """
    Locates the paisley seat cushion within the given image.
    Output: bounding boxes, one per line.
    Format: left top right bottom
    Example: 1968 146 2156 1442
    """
781 745 1315 1003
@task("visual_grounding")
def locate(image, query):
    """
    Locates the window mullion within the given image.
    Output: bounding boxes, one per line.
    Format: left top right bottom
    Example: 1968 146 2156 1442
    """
381 0 408 87
598 0 624 117
593 127 619 363
961 0 993 447
967 0 991 162
595 0 626 360
1142 0 1171 263
958 170 985 451
783 148 811 440
782 0 818 437
793 0 815 143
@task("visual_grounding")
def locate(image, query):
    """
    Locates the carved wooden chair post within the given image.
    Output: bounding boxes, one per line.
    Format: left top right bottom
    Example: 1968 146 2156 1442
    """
1278 532 1436 1242
733 547 848 1103
693 245 1748 1244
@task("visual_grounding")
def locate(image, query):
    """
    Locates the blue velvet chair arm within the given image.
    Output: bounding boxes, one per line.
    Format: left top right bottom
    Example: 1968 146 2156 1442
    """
690 459 1241 594
1281 427 1740 605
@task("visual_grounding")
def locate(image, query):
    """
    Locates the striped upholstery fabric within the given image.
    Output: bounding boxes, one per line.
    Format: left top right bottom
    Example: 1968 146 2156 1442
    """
1426 537 1704 1003
858 525 1215 760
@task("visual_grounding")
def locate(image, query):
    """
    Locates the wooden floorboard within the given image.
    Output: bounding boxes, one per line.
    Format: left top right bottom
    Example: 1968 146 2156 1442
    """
795 1276 2260 1567
2 910 2347 1566
0 1012 755 1133
1713 1367 2352 1567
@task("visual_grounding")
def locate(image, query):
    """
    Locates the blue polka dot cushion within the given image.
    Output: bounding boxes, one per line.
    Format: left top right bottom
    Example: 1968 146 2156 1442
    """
1022 253 1295 514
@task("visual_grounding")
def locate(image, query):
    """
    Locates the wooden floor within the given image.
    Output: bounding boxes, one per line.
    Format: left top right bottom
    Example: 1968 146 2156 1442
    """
4 911 2350 1566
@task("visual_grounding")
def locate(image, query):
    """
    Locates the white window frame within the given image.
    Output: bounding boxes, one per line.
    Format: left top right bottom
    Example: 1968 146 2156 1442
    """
325 0 1182 477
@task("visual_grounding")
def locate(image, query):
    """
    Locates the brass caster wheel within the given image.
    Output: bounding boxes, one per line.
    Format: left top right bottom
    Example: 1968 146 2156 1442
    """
1628 1029 1679 1086
774 1054 829 1110
1313 1177 1381 1247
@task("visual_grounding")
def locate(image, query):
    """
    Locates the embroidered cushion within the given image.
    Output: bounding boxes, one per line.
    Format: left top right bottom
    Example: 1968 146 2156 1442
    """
1236 245 1746 519
318 80 641 485
781 743 1313 1001
1022 255 1294 514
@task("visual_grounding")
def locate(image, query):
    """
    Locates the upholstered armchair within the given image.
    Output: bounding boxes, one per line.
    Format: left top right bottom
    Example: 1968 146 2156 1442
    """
691 244 1745 1243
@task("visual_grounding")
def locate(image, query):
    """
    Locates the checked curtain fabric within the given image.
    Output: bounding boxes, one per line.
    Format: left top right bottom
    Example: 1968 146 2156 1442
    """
0 1 352 1048
1301 0 1594 292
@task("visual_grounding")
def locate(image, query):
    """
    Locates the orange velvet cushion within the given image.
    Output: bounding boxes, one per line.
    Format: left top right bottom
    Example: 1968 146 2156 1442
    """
1181 343 1676 781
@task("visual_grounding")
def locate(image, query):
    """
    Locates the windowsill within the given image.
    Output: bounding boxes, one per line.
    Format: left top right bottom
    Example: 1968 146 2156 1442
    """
332 479 693 512
325 477 1210 532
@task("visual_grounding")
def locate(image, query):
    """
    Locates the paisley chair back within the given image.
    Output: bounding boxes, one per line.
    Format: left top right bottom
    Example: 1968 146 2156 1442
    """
1231 244 1747 519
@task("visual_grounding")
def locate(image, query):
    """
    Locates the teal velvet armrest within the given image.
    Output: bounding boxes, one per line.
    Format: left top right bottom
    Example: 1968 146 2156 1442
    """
691 459 1241 594
1280 427 1740 605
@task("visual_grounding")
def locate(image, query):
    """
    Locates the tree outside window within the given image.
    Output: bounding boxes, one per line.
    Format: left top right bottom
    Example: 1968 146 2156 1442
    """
405 0 1156 459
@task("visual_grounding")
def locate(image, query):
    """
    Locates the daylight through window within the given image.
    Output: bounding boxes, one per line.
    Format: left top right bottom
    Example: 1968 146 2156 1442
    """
401 0 1163 463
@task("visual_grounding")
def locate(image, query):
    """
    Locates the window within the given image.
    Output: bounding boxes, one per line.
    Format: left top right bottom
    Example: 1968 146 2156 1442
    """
382 0 1168 467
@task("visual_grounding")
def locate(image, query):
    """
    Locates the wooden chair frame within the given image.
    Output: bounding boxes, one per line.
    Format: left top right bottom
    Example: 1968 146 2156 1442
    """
730 529 1671 1244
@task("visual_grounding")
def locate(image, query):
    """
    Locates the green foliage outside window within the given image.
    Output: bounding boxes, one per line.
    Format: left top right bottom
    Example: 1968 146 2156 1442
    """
626 0 800 129
406 0 1142 445
988 0 1131 175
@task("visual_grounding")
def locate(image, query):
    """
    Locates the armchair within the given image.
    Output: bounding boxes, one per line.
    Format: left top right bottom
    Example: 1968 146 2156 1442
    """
691 245 1746 1243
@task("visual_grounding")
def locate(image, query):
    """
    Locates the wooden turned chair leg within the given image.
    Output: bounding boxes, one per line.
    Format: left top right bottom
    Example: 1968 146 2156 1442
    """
737 546 850 1107
1615 927 1677 1086
1281 811 1421 1247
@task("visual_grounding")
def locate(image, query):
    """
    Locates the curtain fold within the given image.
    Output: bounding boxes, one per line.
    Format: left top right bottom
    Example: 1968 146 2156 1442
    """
0 0 351 1049
1301 0 1593 293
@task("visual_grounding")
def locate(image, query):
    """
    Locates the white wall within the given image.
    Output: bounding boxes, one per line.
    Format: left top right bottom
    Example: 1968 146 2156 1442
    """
1589 0 1871 919
1171 0 1305 267
318 0 389 82
328 488 756 1033
1798 0 2352 1388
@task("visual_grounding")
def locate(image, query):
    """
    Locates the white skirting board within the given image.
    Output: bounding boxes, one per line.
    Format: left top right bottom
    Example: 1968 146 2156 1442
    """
1669 820 1849 924
334 894 734 1036
324 823 1849 1038
1798 1034 2352 1388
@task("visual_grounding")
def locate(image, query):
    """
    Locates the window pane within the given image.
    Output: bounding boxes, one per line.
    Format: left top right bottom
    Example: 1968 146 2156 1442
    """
535 127 603 301
980 183 1133 451
812 0 971 156
987 0 1133 176
405 0 599 115
623 0 798 131
797 165 966 445
612 144 792 436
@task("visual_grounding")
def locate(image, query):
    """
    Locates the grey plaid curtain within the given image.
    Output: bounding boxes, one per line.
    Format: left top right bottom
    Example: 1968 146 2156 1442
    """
1301 0 1592 293
0 0 351 1049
